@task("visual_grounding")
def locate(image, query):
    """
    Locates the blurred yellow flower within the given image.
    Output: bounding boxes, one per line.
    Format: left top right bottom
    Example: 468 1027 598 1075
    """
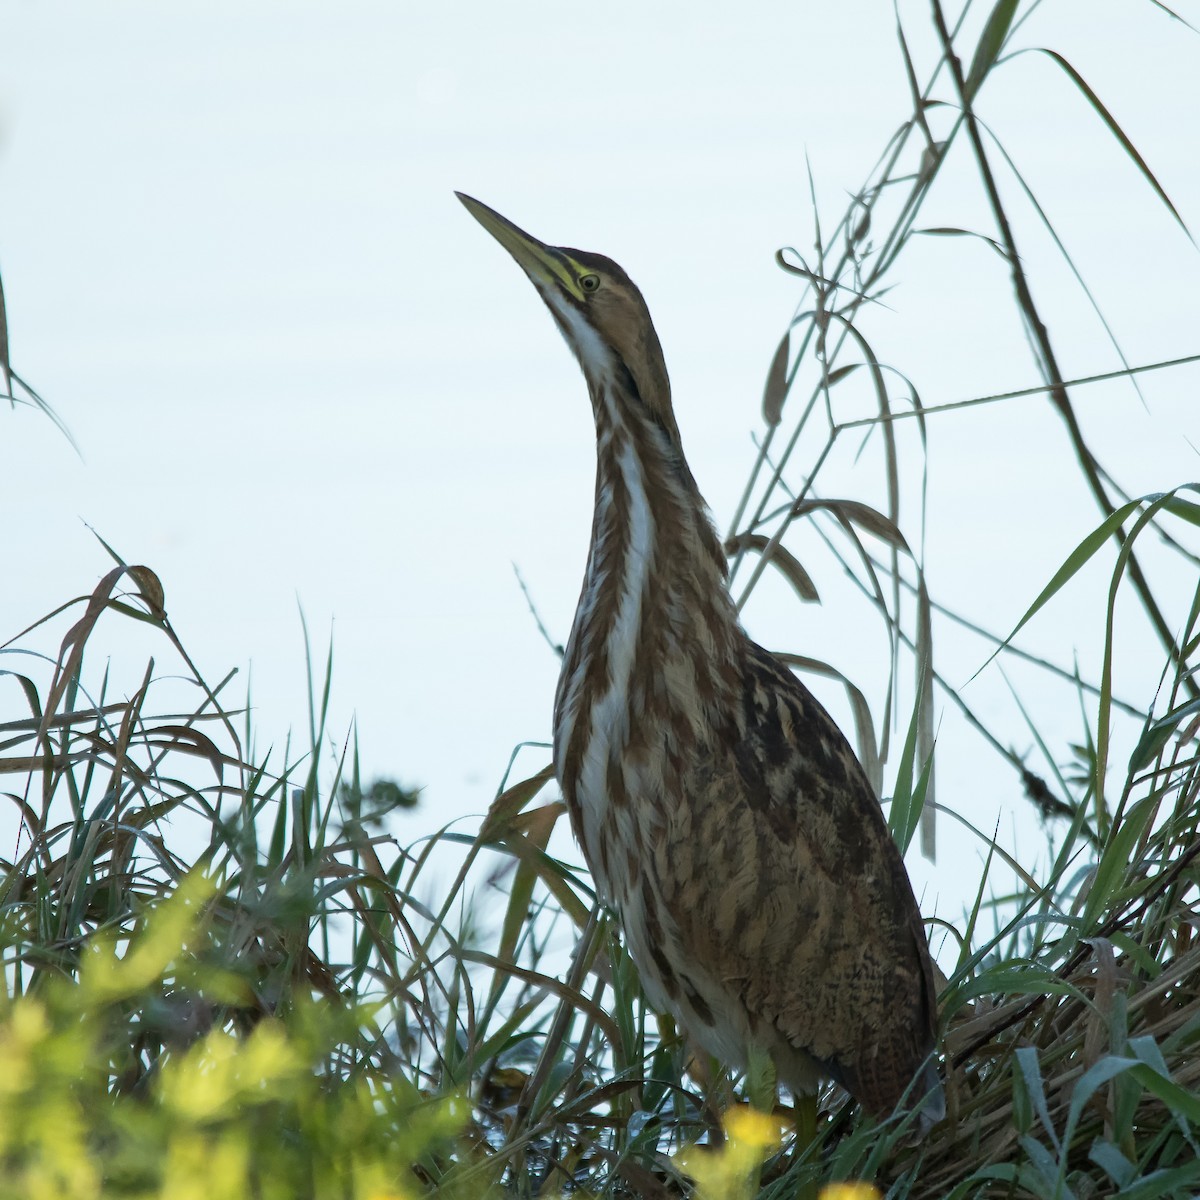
675 1106 789 1200
820 1184 882 1200
81 871 218 1004
723 1105 787 1151
160 1019 301 1122
0 998 46 1097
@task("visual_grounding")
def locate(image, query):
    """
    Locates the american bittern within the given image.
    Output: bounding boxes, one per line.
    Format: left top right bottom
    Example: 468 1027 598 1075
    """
458 193 943 1126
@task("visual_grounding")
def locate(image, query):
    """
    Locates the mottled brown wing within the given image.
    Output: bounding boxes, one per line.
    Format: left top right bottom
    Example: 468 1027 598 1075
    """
657 637 939 1116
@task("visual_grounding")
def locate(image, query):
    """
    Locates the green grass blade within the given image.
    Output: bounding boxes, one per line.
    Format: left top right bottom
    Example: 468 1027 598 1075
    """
1028 48 1193 241
974 497 1144 680
965 0 1021 101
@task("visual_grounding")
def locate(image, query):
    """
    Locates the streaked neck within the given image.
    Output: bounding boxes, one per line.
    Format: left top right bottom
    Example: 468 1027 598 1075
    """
553 368 739 808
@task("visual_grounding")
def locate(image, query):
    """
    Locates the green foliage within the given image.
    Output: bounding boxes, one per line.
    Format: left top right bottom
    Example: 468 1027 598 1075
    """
0 873 468 1199
0 556 480 1196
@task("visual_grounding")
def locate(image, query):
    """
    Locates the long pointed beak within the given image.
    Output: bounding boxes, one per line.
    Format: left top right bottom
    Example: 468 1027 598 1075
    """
455 192 584 300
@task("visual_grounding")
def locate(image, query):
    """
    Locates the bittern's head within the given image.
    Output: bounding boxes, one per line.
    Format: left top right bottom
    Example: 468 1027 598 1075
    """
456 193 673 430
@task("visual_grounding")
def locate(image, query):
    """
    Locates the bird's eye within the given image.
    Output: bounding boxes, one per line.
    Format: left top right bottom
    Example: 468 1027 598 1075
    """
579 274 601 293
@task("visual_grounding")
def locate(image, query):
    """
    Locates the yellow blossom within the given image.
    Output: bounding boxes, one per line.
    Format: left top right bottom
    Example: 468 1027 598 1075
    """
723 1104 787 1151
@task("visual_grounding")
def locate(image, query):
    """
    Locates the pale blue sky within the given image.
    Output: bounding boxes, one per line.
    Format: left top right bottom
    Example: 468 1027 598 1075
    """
1 0 1197 931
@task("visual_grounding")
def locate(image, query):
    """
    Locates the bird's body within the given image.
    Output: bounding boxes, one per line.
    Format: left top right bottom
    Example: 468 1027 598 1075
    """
459 193 942 1122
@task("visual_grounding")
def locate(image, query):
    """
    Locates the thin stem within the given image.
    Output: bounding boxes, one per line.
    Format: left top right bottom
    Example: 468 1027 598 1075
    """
930 0 1196 700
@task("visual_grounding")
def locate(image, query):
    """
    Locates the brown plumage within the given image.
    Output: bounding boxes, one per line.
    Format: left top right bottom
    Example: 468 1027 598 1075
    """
458 193 943 1124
